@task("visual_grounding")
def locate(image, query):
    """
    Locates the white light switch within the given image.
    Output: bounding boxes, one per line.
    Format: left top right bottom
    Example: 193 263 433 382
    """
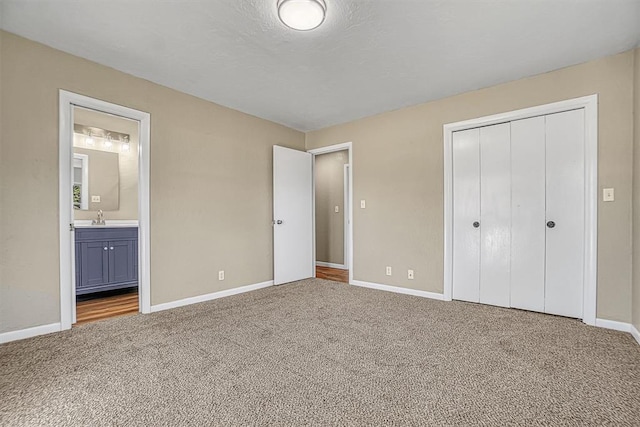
360 200 366 209
603 188 614 202
91 195 101 203
335 206 339 213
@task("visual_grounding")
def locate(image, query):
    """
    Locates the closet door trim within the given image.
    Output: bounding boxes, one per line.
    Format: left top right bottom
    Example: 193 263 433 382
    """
443 94 598 325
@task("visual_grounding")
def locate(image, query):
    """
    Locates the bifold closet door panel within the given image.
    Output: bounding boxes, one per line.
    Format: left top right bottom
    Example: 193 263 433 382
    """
479 123 511 308
510 117 546 312
545 109 585 318
452 128 481 303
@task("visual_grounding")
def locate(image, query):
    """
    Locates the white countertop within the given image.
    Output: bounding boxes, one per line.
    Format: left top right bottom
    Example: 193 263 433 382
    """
74 220 139 228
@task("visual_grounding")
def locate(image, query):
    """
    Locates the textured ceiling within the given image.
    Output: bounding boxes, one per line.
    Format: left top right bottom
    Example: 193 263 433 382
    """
1 0 640 131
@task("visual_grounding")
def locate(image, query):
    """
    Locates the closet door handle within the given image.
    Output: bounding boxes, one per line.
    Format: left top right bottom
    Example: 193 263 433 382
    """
473 221 480 228
546 221 556 229
110 246 114 250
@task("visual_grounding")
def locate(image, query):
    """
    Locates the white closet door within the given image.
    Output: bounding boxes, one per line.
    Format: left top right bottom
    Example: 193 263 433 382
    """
479 123 511 307
510 117 546 312
545 110 585 318
452 128 481 303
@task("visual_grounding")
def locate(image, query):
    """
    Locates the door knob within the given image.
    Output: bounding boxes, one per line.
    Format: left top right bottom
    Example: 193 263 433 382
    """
276 220 283 225
473 221 480 228
104 247 108 251
547 221 556 228
110 247 114 250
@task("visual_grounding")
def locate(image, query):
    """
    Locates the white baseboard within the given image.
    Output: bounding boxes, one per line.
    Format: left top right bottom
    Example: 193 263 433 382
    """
316 261 347 270
0 322 61 344
595 318 631 332
350 280 444 301
594 318 640 346
631 325 640 346
150 280 274 313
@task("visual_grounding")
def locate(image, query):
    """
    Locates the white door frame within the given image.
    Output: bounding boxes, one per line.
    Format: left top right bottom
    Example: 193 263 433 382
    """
343 164 350 271
443 94 598 326
308 142 353 284
59 90 151 330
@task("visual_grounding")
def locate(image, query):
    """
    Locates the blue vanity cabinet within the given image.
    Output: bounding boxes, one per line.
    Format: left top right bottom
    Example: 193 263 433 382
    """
79 241 110 288
75 227 138 295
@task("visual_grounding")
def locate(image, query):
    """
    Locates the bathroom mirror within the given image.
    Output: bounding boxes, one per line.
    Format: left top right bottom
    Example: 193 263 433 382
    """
72 106 139 219
73 148 120 211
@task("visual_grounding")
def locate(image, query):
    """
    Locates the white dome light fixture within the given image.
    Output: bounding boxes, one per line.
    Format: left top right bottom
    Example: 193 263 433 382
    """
277 0 326 31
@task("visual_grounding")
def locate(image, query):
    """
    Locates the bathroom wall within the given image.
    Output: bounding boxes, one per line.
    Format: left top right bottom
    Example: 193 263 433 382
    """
0 31 305 333
315 150 348 266
73 107 139 220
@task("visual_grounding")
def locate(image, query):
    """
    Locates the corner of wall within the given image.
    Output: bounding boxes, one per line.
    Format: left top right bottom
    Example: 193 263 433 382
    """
632 47 640 332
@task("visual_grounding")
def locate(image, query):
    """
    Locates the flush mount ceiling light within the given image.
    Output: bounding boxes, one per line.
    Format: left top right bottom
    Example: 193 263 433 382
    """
277 0 326 31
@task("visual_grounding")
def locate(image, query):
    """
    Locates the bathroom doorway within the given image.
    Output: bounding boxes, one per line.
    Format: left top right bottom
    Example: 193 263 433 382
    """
59 91 151 329
72 107 140 324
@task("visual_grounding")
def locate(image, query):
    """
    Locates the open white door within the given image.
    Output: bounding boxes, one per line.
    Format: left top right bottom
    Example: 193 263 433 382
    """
273 145 314 285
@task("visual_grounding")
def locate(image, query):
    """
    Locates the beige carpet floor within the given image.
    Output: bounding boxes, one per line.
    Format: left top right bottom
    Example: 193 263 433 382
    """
1 278 639 426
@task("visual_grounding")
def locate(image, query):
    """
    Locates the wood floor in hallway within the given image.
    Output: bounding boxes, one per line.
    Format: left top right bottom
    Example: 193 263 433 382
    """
76 291 139 325
316 266 349 283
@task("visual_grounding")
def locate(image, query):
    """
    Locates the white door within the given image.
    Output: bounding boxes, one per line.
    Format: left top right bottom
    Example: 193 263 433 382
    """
479 123 511 307
273 145 314 285
452 128 481 303
510 116 546 312
544 109 585 318
452 110 585 319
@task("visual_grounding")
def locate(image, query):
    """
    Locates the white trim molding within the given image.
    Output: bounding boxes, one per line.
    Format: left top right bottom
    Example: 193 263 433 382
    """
59 90 152 330
150 281 274 313
351 280 445 301
308 142 354 284
631 325 640 346
315 261 347 270
0 323 62 344
595 319 640 346
443 94 598 326
595 318 632 332
344 163 350 271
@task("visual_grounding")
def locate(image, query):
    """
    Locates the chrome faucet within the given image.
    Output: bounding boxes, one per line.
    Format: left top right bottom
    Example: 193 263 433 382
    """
92 209 106 226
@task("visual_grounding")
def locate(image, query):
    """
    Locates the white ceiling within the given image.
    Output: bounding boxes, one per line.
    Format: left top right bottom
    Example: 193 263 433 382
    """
2 0 640 131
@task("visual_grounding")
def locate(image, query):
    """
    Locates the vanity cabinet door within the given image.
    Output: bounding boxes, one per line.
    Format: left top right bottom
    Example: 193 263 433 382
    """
108 240 136 284
79 241 109 289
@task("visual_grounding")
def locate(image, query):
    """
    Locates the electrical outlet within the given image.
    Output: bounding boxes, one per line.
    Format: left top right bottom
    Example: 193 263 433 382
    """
386 266 392 276
361 200 366 209
91 195 101 203
408 269 414 280
218 270 225 281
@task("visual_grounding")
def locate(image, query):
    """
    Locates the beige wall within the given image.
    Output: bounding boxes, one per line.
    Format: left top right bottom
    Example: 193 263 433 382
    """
74 148 120 211
633 48 640 332
315 150 348 265
307 49 636 323
0 31 305 333
73 107 139 220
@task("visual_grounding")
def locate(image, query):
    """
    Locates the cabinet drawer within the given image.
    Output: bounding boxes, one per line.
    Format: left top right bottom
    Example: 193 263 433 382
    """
75 227 137 242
